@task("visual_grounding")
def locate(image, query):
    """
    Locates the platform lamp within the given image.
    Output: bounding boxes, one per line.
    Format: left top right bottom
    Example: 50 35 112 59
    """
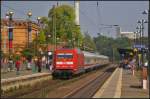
36 16 41 57
136 25 140 45
27 10 32 48
37 16 41 26
136 25 141 70
139 10 148 90
47 34 51 67
8 11 14 59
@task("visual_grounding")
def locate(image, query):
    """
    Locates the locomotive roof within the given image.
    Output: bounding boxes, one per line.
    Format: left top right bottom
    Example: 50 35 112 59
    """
83 51 109 59
56 48 108 59
56 48 82 54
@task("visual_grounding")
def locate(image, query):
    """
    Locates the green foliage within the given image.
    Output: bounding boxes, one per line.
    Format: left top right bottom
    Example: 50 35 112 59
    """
38 30 46 44
94 35 132 61
14 55 20 61
28 4 84 52
83 33 96 51
21 48 34 59
48 5 83 48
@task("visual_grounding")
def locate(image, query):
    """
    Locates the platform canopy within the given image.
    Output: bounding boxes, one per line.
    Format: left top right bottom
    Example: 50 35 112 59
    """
118 48 133 54
117 48 134 58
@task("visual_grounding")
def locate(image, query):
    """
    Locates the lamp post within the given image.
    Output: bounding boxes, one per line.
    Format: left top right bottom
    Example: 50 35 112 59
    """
47 34 51 69
52 5 56 51
137 19 147 71
37 16 41 25
27 11 32 48
47 34 51 51
136 25 141 45
8 11 14 59
26 11 32 70
2 12 9 54
56 37 59 49
137 20 147 45
141 10 148 90
137 10 148 90
36 16 41 57
135 26 141 70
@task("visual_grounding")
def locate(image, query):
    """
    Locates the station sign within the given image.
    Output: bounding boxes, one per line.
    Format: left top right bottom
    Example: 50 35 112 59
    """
133 44 146 49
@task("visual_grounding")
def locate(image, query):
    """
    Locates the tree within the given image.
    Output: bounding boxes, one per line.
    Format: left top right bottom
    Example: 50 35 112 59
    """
94 35 132 61
48 5 83 48
38 30 46 44
83 33 96 51
21 48 34 60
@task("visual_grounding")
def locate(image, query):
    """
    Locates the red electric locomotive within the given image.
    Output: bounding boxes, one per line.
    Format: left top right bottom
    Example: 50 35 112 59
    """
52 48 109 79
52 48 84 78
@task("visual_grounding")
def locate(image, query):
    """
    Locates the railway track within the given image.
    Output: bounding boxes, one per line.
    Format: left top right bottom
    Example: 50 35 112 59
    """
63 66 116 98
1 64 115 98
18 65 109 98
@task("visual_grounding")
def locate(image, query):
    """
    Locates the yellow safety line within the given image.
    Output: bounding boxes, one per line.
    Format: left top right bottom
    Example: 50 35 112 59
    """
93 67 119 98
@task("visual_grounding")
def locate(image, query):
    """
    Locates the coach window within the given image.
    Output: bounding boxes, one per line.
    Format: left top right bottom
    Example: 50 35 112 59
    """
85 57 89 64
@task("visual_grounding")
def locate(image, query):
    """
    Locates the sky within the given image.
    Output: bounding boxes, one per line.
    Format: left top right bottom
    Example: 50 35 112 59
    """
1 1 149 38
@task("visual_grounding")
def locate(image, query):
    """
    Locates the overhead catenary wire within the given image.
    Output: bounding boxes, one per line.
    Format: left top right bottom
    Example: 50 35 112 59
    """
2 5 27 16
96 1 102 34
79 8 99 35
2 4 54 20
2 1 104 31
79 6 98 28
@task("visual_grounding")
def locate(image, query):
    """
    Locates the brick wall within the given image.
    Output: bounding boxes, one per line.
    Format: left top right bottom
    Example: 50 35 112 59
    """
1 19 39 54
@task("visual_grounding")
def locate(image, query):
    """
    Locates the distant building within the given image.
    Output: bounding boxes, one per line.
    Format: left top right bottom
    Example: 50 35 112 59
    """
1 18 39 54
116 26 121 38
116 27 135 39
120 32 135 39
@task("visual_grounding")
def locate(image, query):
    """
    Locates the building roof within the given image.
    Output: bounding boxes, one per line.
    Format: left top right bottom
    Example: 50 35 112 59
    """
120 32 134 34
1 18 40 29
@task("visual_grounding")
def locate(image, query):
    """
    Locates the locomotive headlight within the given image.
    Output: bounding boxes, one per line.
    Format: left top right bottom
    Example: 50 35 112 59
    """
66 62 73 64
56 61 73 65
56 62 63 64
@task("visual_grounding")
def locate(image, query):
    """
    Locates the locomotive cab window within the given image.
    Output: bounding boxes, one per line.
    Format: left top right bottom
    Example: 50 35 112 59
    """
57 53 73 59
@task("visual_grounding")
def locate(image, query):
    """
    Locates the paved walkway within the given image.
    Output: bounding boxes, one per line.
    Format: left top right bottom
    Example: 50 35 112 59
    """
1 67 50 79
93 67 122 98
121 69 149 98
93 67 149 98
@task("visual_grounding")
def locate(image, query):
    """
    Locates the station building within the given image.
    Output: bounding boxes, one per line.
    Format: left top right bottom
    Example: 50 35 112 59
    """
1 18 39 54
1 18 65 56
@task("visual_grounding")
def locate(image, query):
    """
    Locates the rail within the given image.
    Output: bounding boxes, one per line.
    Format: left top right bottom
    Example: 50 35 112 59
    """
63 65 117 98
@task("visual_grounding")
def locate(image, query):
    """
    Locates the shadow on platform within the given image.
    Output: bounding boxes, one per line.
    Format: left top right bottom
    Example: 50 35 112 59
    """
130 85 142 89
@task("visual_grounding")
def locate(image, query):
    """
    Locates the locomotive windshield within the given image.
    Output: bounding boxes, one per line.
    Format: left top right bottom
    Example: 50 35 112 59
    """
57 53 73 59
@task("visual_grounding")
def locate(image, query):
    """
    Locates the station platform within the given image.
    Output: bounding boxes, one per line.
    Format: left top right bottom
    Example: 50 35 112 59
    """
93 67 149 98
1 67 50 79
